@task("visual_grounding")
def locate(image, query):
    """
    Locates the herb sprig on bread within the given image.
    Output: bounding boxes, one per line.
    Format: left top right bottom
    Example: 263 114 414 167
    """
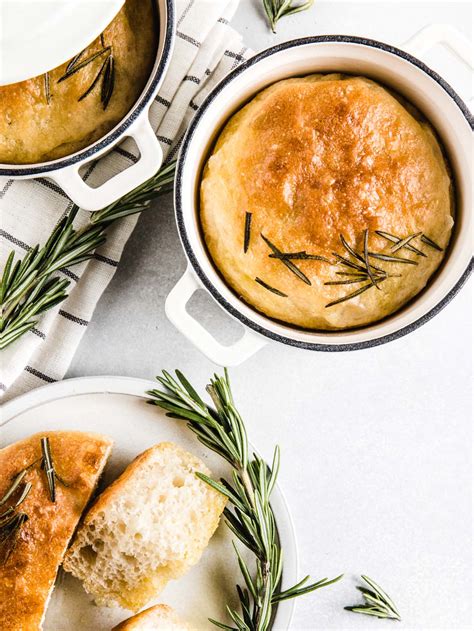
148 369 343 631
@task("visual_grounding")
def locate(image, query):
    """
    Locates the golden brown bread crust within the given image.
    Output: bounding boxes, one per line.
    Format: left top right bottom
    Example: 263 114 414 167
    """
112 604 191 630
0 431 113 631
0 0 157 164
200 74 453 330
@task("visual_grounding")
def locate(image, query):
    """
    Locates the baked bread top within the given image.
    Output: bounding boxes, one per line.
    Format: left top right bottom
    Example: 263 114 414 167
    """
0 0 157 164
0 431 112 631
200 74 453 330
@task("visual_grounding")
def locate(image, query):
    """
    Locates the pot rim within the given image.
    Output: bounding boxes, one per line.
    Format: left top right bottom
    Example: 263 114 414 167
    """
0 0 175 177
175 34 473 352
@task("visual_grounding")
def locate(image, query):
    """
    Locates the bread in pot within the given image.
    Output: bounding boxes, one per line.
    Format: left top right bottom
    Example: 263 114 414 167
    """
200 74 454 330
0 0 157 165
0 431 113 631
63 442 227 611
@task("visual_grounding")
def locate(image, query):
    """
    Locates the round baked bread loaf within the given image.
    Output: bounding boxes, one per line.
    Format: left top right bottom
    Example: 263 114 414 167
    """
200 74 453 330
0 0 157 164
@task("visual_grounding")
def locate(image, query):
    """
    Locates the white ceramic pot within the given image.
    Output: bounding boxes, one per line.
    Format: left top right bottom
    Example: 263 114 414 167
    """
168 27 473 366
0 0 174 212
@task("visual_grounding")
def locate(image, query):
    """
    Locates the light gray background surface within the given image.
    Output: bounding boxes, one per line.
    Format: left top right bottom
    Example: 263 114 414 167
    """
68 2 473 629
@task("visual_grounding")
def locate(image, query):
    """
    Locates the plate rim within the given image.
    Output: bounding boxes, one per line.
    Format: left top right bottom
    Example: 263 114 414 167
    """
1 375 297 630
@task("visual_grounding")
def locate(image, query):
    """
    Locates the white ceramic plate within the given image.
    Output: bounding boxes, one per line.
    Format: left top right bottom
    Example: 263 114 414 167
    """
0 0 125 85
0 376 297 631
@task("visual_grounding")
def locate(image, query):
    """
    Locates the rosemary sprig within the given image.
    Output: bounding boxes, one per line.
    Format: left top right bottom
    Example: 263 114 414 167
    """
262 0 314 33
147 369 343 631
0 161 176 350
244 212 252 253
255 277 288 297
44 72 51 104
345 575 401 621
58 36 115 110
262 234 311 285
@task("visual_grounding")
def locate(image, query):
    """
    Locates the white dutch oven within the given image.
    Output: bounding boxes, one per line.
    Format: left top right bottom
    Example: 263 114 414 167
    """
168 27 473 366
0 0 174 212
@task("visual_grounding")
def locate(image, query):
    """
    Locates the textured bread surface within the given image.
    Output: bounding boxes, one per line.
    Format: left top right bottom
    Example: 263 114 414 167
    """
0 431 113 631
200 74 453 330
0 0 157 164
63 442 227 611
112 604 192 630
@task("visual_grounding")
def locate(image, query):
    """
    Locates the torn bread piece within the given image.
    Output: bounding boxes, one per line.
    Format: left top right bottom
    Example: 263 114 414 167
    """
0 430 113 631
63 442 227 611
112 604 193 630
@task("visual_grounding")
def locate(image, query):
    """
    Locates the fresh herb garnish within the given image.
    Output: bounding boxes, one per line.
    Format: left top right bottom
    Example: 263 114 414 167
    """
375 230 426 257
0 512 29 563
262 0 314 33
244 212 252 253
325 280 387 307
345 575 401 621
0 474 32 563
255 277 288 297
147 369 343 631
367 252 418 265
262 234 311 285
41 437 57 502
420 234 443 251
44 72 51 104
269 251 331 262
58 36 115 110
0 161 176 350
389 232 421 254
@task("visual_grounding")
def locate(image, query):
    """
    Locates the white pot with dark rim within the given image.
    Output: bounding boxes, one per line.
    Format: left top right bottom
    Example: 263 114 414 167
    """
0 0 175 212
167 27 473 366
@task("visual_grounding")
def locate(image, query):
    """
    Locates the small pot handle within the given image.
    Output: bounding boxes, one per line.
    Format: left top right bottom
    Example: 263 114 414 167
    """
48 113 163 212
165 267 268 366
403 24 472 68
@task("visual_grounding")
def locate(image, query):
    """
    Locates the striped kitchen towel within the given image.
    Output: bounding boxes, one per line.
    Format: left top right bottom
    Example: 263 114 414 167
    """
0 0 252 402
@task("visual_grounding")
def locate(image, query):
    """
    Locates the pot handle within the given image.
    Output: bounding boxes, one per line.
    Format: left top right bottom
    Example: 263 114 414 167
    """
165 267 268 366
403 24 472 69
48 113 163 212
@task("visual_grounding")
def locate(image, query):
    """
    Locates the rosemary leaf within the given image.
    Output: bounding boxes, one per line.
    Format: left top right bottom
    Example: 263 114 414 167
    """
325 280 385 308
262 0 314 33
269 252 331 262
375 230 426 257
244 212 252 253
363 229 381 290
421 234 443 251
345 575 401 621
57 47 111 82
41 437 56 502
262 234 311 285
101 54 115 109
255 277 288 297
390 232 421 253
78 55 110 102
44 72 51 104
0 471 26 506
368 252 418 265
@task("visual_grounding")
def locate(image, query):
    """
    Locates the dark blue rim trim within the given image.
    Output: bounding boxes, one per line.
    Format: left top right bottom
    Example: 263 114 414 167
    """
175 35 473 352
0 0 175 176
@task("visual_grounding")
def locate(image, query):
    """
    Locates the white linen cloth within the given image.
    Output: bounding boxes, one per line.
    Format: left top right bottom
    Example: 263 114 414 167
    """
0 0 251 402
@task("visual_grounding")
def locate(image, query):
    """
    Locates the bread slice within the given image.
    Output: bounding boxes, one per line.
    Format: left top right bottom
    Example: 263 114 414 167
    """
112 604 192 630
63 442 227 611
0 430 113 631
